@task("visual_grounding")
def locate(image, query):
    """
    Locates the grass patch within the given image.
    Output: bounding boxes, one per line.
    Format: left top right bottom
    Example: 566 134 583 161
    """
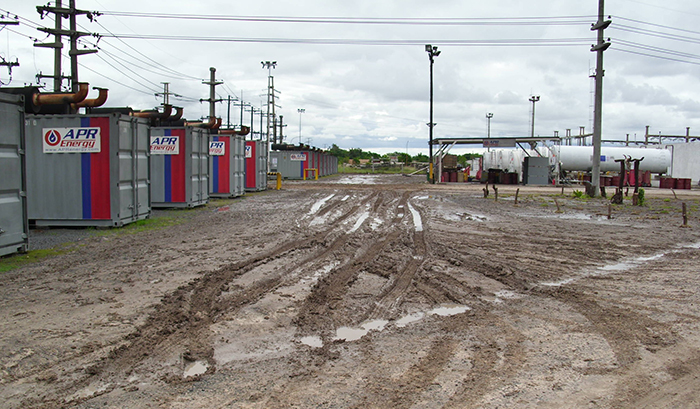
0 247 70 273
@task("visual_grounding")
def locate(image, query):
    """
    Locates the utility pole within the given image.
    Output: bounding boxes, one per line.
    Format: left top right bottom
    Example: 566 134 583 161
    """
0 18 20 85
425 44 440 184
201 67 223 121
36 0 97 91
226 95 233 128
278 115 286 143
590 0 612 197
261 61 277 144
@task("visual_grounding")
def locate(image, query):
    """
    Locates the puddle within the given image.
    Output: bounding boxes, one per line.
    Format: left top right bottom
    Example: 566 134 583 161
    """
300 335 323 348
494 290 522 300
332 175 381 184
370 218 383 230
407 202 423 232
538 246 688 288
309 194 335 215
428 304 470 316
396 312 425 327
334 319 389 341
310 213 330 226
682 241 700 249
348 212 370 233
183 360 209 378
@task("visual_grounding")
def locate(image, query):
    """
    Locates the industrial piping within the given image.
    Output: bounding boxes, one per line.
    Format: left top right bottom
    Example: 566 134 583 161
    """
73 87 109 109
131 104 173 119
32 82 89 106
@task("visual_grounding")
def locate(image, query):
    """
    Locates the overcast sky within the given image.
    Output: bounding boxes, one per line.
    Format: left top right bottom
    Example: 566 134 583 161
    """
3 0 700 155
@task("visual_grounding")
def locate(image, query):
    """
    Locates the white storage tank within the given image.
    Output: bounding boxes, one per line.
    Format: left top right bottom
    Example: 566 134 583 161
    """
551 146 671 173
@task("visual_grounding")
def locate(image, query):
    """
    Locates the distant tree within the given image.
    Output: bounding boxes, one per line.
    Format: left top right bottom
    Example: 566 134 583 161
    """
413 153 429 162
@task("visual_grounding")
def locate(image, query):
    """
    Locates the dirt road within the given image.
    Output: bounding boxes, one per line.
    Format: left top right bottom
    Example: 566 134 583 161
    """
2 175 700 408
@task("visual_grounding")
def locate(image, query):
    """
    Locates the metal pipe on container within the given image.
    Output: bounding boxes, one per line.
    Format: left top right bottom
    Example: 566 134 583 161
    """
73 87 108 108
32 82 89 105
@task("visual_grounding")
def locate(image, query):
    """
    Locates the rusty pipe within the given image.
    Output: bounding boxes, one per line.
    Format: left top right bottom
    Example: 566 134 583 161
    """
185 116 218 129
169 106 184 121
32 82 89 106
212 117 223 130
73 87 109 109
132 104 173 119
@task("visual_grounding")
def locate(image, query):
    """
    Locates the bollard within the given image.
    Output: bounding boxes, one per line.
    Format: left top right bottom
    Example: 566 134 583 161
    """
493 185 498 201
682 202 690 228
515 188 520 205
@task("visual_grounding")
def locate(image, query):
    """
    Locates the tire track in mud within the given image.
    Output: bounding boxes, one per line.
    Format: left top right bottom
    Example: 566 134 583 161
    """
295 191 423 331
543 286 679 407
365 195 427 320
351 336 460 409
35 190 382 408
442 310 527 408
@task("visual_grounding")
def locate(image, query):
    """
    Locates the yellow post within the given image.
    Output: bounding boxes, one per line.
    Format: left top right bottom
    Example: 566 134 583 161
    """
314 168 318 181
276 172 281 190
429 162 434 183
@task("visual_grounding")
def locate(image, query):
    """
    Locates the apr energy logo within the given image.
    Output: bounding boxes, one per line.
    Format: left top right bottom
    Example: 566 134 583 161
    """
42 127 101 153
150 136 180 155
209 141 225 156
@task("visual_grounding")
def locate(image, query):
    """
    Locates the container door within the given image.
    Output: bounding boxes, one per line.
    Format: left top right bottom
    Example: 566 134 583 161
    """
136 119 150 217
117 117 137 221
0 94 28 255
190 129 208 203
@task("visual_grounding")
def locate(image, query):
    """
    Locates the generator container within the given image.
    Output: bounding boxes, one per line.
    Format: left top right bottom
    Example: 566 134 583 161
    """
245 140 268 191
209 133 245 197
25 113 150 227
150 127 209 208
0 93 29 256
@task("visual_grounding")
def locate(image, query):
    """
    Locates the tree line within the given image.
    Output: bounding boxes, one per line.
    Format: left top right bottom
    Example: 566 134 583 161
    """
327 144 481 166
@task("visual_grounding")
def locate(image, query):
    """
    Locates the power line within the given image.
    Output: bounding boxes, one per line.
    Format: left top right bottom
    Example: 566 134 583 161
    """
612 47 700 66
615 39 700 61
614 16 700 37
97 34 592 47
611 24 700 45
92 20 201 80
97 12 595 26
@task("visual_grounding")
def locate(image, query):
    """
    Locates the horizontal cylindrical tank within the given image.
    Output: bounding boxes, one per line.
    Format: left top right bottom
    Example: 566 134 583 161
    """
551 146 671 173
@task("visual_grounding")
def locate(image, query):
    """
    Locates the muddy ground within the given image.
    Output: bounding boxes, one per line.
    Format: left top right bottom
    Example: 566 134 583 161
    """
2 174 700 408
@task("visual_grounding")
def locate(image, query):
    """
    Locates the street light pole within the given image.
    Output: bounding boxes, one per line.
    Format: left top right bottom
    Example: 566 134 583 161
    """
297 108 305 145
425 44 440 184
529 96 540 138
486 112 493 138
486 112 493 152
